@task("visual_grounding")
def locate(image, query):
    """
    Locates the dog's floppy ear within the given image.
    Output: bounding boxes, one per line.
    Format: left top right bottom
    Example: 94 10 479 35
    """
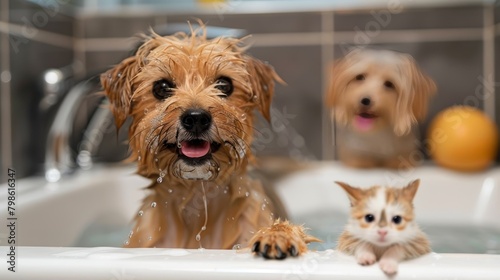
245 56 284 122
100 57 139 129
394 55 436 136
408 58 436 121
100 35 162 129
326 56 352 125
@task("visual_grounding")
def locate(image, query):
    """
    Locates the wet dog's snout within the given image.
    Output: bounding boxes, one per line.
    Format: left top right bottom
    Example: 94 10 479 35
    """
181 109 212 134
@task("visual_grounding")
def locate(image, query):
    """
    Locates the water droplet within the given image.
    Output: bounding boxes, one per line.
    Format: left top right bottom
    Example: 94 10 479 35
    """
232 244 242 250
240 113 247 120
201 226 206 231
148 236 152 241
155 158 159 162
168 189 173 193
217 167 221 171
138 155 142 161
151 202 157 208
138 210 144 216
231 217 235 220
177 142 182 148
117 72 122 77
124 240 130 245
157 177 163 183
144 108 149 115
261 204 266 211
159 171 166 177
223 190 227 194
253 94 258 100
164 201 168 205
195 234 201 241
129 231 133 238
245 192 250 197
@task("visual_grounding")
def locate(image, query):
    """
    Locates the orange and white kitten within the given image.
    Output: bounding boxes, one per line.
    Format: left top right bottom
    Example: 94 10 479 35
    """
336 179 430 275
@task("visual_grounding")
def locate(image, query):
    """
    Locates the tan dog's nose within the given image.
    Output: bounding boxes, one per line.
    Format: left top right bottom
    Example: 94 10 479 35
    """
361 97 371 106
181 109 212 134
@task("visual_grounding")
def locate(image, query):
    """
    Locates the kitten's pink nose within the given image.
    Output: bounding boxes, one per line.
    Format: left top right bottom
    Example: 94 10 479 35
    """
377 229 388 236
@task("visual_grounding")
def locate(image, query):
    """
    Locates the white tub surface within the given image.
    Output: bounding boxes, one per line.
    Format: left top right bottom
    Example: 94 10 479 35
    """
1 162 500 279
1 247 500 280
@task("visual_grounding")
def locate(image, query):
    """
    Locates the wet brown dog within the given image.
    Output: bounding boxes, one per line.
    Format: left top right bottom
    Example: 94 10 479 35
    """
101 26 318 259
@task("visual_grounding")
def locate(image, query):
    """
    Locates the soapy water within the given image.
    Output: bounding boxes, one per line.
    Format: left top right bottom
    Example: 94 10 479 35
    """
293 210 500 254
73 210 500 254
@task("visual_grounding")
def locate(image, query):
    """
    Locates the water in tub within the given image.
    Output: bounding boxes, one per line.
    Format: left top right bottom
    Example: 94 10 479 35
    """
74 203 500 254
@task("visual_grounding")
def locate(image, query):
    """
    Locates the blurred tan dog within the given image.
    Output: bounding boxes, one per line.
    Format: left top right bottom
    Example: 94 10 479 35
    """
326 49 436 169
101 26 317 259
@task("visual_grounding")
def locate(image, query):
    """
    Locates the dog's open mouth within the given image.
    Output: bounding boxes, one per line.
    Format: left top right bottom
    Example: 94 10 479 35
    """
354 112 377 131
180 139 211 158
358 112 377 119
165 139 221 164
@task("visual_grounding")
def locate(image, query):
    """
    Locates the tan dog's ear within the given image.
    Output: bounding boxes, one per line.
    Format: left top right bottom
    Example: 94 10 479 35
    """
100 57 139 129
100 35 163 129
245 56 284 122
394 55 436 136
326 57 351 125
409 60 436 121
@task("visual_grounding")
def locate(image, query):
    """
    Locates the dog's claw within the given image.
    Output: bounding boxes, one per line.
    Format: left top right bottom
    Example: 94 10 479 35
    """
262 244 271 258
275 246 287 260
252 241 260 253
289 245 298 257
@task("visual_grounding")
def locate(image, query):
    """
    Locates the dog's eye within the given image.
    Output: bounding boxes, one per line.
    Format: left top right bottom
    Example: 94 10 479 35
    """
384 81 395 89
355 74 365 81
152 79 175 99
214 76 233 97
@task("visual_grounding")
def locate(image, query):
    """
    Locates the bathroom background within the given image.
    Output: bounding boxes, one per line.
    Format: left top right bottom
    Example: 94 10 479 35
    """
0 0 499 183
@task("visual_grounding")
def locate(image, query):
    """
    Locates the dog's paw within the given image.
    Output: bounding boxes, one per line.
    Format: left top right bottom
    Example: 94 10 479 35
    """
379 258 398 275
356 251 376 266
249 219 321 260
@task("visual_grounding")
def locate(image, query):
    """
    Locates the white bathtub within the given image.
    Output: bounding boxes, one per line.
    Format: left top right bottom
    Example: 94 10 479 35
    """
1 162 500 279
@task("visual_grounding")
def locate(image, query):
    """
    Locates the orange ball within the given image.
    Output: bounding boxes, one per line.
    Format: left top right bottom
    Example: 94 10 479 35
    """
427 106 499 172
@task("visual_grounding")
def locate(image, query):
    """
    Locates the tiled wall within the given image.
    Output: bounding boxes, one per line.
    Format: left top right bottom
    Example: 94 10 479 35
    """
76 3 496 162
1 1 499 181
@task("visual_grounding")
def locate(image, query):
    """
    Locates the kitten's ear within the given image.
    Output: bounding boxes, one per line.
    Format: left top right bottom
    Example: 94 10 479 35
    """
335 181 363 205
402 179 420 201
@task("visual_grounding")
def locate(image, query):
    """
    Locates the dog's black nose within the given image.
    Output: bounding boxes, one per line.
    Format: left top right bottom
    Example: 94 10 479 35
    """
361 98 371 106
181 109 212 133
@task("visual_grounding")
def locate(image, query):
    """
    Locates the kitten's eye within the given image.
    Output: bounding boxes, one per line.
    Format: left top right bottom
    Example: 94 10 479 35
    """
355 74 365 81
152 79 175 99
364 214 375 223
392 215 402 224
384 81 395 89
214 76 233 97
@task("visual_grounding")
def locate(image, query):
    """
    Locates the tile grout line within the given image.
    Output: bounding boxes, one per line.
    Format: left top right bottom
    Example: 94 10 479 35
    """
483 4 496 121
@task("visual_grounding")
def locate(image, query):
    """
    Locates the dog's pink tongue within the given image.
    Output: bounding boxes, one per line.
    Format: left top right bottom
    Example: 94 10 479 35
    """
354 115 375 131
181 141 210 158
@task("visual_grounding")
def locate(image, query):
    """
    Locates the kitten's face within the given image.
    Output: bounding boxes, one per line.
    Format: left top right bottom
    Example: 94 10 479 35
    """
337 180 420 247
